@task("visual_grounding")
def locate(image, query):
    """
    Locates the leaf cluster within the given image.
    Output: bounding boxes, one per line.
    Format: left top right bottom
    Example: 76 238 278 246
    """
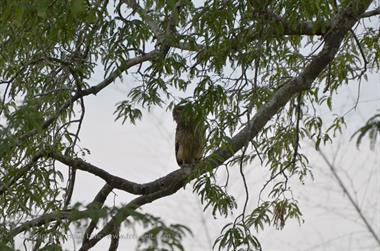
193 174 237 218
135 213 192 251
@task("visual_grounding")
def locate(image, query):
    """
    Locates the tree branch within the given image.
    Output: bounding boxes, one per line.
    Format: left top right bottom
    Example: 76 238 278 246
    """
48 152 148 195
5 184 113 242
5 209 94 241
316 147 380 247
252 10 330 36
360 6 380 18
82 184 113 245
108 224 120 251
79 175 189 250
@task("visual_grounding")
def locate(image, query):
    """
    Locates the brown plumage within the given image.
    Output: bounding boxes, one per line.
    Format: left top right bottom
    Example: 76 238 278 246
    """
173 103 205 167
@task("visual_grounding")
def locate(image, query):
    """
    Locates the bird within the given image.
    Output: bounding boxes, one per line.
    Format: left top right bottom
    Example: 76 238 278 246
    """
172 102 206 168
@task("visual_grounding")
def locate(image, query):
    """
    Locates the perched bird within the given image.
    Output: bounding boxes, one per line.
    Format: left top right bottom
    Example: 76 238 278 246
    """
172 102 206 167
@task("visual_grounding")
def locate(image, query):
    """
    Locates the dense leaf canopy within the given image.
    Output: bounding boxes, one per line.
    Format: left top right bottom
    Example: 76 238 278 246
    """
0 0 379 250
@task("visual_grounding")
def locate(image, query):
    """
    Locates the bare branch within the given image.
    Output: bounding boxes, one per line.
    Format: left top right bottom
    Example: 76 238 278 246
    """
350 29 368 79
63 90 85 209
79 177 189 250
82 184 113 245
360 7 380 18
108 224 120 251
315 147 380 247
5 184 113 242
48 152 147 195
88 184 114 208
5 209 93 241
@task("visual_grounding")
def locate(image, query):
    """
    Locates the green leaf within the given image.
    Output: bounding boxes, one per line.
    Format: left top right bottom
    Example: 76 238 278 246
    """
0 243 13 251
71 0 86 17
35 0 50 18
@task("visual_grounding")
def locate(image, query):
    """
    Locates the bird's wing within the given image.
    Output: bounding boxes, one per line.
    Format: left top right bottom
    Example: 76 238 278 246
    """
175 137 181 165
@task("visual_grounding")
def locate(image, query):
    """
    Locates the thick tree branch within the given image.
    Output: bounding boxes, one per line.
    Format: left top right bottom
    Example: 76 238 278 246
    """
108 224 120 251
88 183 114 208
79 175 189 250
5 209 93 241
48 152 147 195
49 150 195 196
169 12 332 53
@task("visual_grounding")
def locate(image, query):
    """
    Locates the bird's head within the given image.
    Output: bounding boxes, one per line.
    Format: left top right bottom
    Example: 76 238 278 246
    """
172 101 193 124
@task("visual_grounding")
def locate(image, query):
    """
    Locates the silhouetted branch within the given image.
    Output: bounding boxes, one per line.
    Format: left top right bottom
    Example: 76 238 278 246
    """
316 148 380 247
82 184 113 245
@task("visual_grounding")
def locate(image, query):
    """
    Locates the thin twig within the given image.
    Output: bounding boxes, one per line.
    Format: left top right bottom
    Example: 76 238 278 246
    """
316 147 380 247
350 29 368 80
239 146 249 221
